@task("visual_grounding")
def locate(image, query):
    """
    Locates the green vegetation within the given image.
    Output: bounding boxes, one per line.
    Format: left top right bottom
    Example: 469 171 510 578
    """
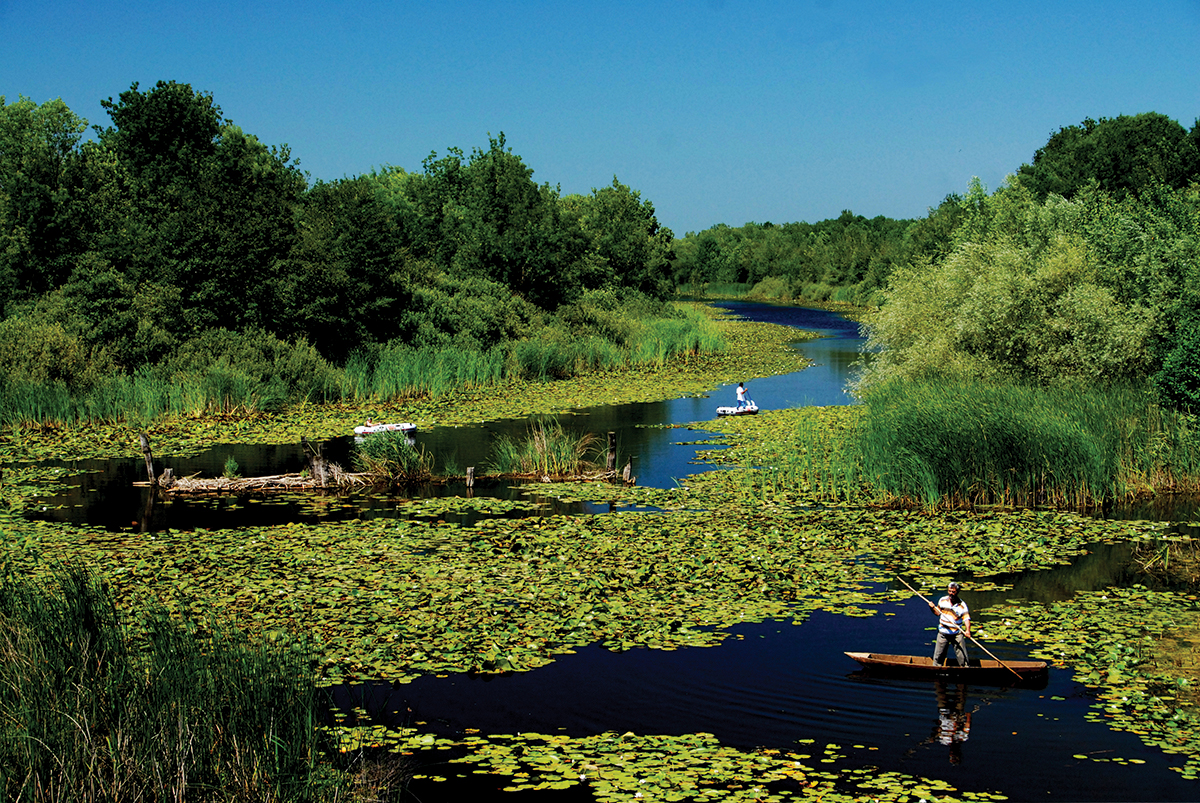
7 81 1200 800
352 430 434 484
487 419 601 477
0 85 694 428
673 212 912 308
854 380 1200 509
0 566 339 802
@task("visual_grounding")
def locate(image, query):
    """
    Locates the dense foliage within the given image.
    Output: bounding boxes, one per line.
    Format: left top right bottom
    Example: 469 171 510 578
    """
856 176 1200 396
671 211 914 307
676 112 1200 413
0 83 696 423
0 567 335 801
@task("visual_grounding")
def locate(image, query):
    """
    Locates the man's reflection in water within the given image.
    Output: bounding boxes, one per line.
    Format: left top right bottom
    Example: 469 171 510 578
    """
905 680 975 764
935 681 971 764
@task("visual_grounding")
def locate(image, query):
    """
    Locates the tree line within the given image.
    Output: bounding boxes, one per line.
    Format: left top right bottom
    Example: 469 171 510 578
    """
675 112 1200 412
0 81 687 415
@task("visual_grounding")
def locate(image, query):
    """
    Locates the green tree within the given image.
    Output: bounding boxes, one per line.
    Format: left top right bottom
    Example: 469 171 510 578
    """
1017 112 1200 201
96 81 304 335
0 96 91 314
567 178 675 298
275 176 409 361
406 134 590 307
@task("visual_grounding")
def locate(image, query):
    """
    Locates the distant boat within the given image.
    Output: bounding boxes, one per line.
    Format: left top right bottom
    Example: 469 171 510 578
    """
353 422 417 436
845 652 1048 684
716 401 759 416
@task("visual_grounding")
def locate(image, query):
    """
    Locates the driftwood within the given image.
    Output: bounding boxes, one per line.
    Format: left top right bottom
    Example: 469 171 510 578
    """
134 466 372 495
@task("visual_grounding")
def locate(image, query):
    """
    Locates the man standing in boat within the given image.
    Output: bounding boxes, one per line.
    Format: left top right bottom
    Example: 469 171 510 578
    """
736 382 748 409
930 581 971 666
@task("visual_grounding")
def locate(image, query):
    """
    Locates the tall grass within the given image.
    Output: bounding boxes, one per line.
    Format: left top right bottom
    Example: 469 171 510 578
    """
346 343 508 400
0 566 338 802
767 413 864 502
853 380 1200 509
0 304 728 427
353 431 435 483
487 420 600 477
628 312 725 367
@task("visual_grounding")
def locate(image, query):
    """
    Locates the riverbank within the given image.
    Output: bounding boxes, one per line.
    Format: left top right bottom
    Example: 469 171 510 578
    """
0 308 813 464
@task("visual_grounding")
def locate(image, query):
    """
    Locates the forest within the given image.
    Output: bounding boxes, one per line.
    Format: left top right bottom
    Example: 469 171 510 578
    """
0 81 691 424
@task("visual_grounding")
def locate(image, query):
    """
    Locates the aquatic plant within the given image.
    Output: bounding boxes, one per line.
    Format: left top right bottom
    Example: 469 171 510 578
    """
985 585 1200 781
353 430 435 483
0 566 339 801
487 419 601 477
849 380 1200 510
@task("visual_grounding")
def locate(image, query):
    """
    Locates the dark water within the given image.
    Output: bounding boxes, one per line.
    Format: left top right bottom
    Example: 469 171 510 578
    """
341 541 1196 803
24 302 1200 799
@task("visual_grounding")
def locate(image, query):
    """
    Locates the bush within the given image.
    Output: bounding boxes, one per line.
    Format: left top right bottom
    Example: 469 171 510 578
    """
168 328 342 410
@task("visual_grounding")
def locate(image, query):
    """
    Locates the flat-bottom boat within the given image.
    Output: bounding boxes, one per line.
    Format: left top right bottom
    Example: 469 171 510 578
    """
716 401 759 416
353 422 417 436
845 651 1048 683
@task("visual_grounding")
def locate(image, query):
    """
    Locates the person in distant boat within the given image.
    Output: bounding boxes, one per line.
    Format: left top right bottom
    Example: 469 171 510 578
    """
930 581 970 666
736 382 747 409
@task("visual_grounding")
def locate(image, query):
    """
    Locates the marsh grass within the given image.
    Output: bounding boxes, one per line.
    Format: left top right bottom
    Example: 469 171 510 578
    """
0 566 338 802
487 420 600 477
353 431 435 484
0 303 728 428
852 380 1200 509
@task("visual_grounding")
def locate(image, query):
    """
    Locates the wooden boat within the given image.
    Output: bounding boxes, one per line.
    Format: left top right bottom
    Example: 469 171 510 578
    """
845 652 1048 682
716 401 759 416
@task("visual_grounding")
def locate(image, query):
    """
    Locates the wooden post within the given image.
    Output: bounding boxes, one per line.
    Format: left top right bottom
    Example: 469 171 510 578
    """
606 432 616 471
139 433 157 488
466 467 475 488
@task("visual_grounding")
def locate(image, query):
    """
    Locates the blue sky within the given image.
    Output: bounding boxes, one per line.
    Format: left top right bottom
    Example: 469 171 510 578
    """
4 1 1199 234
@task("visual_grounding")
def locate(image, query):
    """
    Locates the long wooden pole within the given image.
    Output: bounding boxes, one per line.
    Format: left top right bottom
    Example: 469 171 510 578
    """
896 576 1023 680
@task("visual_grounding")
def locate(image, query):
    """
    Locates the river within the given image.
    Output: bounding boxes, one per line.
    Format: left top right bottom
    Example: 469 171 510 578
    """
25 301 1200 801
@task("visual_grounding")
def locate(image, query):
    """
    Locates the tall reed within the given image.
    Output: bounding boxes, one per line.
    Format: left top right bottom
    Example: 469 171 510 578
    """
487 420 599 477
353 430 436 483
0 566 338 802
855 380 1200 509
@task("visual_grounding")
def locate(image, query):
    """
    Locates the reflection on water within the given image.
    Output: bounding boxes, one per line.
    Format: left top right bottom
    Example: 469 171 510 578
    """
922 682 972 766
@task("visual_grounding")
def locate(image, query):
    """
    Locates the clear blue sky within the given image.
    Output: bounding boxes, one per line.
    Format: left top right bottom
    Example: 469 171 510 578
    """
4 1 1199 235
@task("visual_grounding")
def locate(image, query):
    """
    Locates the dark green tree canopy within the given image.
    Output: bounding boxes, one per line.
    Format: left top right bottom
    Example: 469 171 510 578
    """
1017 112 1200 201
98 80 223 187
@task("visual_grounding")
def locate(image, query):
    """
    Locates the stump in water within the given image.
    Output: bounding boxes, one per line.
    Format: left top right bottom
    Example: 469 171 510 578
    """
140 433 157 488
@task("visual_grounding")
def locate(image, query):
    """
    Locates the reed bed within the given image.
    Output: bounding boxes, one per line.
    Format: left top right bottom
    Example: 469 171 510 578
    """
0 308 726 427
769 414 864 502
851 380 1200 509
487 420 600 477
352 430 436 484
0 566 338 802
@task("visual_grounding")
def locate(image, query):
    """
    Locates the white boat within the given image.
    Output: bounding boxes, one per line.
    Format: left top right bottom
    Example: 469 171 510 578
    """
716 401 759 416
353 422 417 435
